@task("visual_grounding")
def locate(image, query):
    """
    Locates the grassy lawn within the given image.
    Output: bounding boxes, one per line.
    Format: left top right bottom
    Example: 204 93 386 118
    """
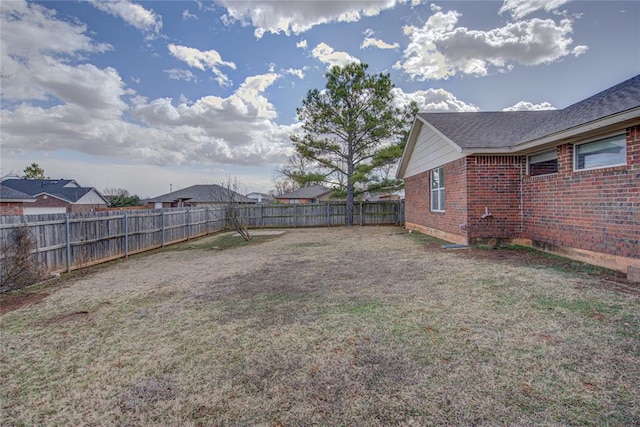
1 227 638 426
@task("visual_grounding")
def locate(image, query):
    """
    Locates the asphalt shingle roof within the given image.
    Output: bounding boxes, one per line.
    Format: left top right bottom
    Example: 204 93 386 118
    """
277 185 332 199
146 184 253 203
0 184 36 201
418 74 640 150
1 179 96 203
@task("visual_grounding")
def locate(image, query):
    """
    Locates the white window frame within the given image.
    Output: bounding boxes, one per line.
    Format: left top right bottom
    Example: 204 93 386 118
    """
527 149 558 176
574 134 627 171
430 166 445 212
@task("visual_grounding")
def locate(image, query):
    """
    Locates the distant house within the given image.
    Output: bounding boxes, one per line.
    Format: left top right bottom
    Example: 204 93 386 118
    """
0 184 36 215
145 184 254 209
365 190 405 202
275 185 333 204
0 179 108 215
397 74 640 275
246 192 274 204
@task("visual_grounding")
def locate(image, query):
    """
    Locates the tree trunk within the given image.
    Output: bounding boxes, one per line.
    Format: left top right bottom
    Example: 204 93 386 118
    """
346 142 354 226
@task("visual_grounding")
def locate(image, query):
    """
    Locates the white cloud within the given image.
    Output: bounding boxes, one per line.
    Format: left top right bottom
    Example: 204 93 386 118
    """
91 0 162 38
395 10 583 80
311 42 360 68
296 39 308 49
0 1 113 102
0 1 126 116
363 28 375 37
502 101 556 111
164 68 198 82
499 0 571 20
182 9 198 20
216 0 402 38
0 3 298 171
360 37 400 50
572 45 588 56
2 73 297 167
167 44 236 87
284 68 305 79
391 87 479 112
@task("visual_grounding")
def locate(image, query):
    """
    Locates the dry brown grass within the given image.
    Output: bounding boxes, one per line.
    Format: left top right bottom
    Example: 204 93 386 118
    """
1 227 638 426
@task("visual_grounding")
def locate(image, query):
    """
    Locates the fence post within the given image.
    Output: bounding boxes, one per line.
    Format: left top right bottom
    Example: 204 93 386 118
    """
65 214 71 272
326 203 330 226
260 204 264 228
360 202 364 226
187 208 191 240
206 207 210 235
124 211 129 258
294 204 298 228
161 209 166 248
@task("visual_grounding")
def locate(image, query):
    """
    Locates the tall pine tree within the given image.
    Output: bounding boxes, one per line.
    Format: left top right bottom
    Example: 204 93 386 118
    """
291 63 415 225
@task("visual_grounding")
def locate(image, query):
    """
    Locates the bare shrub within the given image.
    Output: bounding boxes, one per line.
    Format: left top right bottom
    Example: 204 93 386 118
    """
0 225 48 292
220 177 250 241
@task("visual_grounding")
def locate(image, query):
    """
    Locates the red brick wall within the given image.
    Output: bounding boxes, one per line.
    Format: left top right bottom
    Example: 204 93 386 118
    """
0 203 24 216
34 195 70 210
466 156 522 243
522 126 640 259
404 158 467 241
404 125 639 262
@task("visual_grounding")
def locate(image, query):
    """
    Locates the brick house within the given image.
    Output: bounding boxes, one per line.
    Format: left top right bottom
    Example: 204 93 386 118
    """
0 179 108 215
397 75 639 276
275 185 333 204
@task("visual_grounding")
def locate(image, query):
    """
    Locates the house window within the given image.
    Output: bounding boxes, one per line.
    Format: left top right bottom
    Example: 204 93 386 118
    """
574 134 627 171
430 166 445 212
528 149 558 176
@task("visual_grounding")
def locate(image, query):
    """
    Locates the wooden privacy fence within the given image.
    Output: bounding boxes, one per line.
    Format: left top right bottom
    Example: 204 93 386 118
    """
238 200 404 228
0 201 403 273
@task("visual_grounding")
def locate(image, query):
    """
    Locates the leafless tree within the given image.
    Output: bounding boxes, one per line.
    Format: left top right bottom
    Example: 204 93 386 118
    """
220 177 251 241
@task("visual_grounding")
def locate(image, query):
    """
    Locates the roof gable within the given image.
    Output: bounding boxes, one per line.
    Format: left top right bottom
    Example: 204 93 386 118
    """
398 74 640 178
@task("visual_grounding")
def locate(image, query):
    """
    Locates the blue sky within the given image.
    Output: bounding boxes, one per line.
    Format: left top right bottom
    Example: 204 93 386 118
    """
1 0 638 197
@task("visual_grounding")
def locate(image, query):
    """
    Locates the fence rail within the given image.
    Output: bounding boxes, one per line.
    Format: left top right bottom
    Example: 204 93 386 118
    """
0 201 403 274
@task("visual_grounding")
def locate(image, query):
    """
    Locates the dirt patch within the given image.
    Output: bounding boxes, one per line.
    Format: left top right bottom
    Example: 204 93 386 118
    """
0 290 50 315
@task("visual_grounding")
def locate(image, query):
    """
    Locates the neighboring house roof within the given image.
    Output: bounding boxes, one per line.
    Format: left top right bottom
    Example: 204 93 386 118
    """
0 184 36 202
276 185 332 199
1 179 107 204
246 192 274 203
146 184 254 204
398 74 640 178
365 190 405 202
